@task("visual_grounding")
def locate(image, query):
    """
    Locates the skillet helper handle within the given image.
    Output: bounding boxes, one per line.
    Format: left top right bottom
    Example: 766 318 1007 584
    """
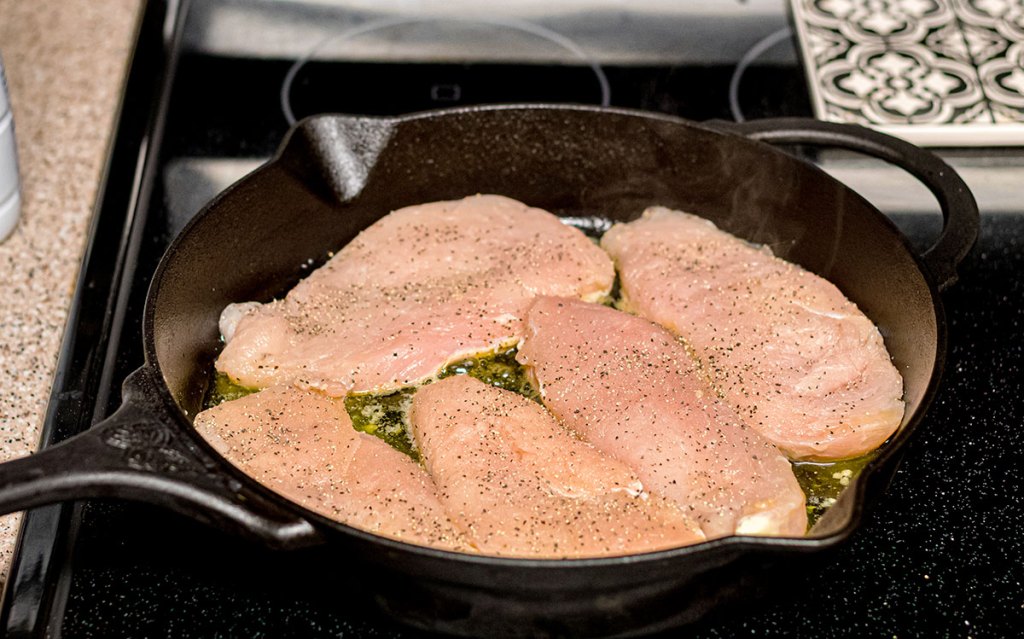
719 117 979 291
0 367 322 550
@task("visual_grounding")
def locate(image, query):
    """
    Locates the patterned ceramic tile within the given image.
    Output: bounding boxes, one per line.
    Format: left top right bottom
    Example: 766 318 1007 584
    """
791 0 1024 145
954 0 1024 122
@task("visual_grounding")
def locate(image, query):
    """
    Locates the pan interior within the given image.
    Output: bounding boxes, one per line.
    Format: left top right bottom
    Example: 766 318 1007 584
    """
148 106 939 539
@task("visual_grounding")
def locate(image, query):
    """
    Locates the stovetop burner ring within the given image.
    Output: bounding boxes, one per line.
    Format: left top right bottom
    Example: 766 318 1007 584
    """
279 15 612 126
729 26 794 123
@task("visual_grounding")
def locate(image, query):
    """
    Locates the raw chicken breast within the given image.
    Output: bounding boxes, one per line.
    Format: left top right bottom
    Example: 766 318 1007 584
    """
216 195 614 396
601 207 904 461
193 386 468 551
518 297 807 539
409 375 705 557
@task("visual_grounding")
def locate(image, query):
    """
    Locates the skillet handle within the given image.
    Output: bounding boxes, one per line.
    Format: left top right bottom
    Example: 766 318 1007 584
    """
0 367 323 550
713 117 979 291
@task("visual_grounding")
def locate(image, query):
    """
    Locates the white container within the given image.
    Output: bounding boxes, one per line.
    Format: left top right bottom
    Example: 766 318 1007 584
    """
0 55 21 242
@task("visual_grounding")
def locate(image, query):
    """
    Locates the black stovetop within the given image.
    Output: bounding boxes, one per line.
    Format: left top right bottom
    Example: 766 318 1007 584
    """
3 1 1023 637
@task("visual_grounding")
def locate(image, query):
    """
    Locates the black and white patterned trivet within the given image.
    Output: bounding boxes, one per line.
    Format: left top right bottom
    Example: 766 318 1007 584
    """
791 0 1024 145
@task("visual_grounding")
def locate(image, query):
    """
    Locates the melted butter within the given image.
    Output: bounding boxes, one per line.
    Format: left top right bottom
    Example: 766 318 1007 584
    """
344 347 539 460
203 347 537 462
345 346 540 459
345 388 419 459
437 346 539 401
203 349 873 526
793 452 878 527
205 372 258 406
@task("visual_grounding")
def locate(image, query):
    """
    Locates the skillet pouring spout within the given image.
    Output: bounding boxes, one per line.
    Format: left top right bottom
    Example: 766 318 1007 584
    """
0 366 322 550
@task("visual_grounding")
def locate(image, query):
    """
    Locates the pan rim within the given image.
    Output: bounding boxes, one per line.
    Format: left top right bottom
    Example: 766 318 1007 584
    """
142 103 949 569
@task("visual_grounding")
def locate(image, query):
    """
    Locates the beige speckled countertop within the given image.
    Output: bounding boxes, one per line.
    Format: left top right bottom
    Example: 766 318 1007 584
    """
0 0 143 587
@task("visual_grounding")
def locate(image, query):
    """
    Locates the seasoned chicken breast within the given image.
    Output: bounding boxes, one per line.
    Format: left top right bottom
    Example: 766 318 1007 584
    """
409 375 705 557
601 207 905 461
193 386 468 551
216 195 614 396
518 297 807 539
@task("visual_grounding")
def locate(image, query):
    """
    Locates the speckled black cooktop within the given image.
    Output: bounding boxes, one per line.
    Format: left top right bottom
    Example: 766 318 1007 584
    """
2 2 1022 637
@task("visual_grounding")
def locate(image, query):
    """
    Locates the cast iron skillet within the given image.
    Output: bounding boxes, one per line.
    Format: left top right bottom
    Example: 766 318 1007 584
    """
0 106 977 637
